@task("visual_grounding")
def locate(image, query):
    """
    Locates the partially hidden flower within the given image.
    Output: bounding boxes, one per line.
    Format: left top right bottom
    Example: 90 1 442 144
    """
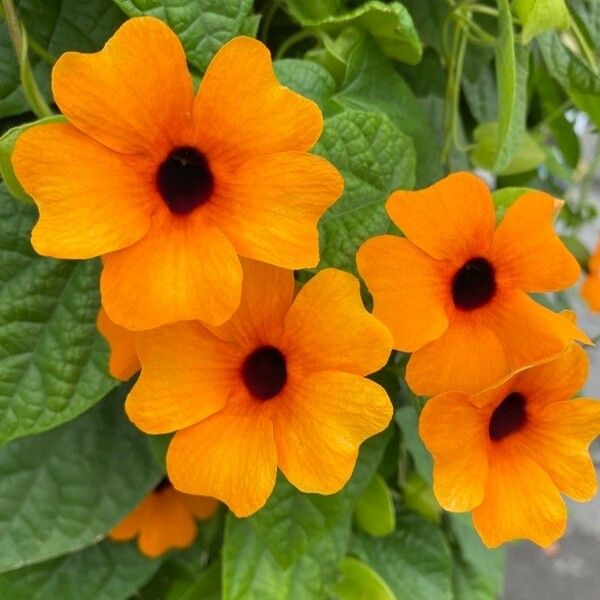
357 172 589 396
13 17 343 330
419 343 600 548
109 478 218 557
97 307 140 381
582 242 600 312
126 261 393 517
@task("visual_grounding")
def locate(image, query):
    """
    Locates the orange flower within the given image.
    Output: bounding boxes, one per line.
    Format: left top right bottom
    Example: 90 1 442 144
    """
97 307 140 380
357 172 589 396
126 261 393 517
582 242 600 312
12 17 342 330
109 478 218 557
420 344 600 548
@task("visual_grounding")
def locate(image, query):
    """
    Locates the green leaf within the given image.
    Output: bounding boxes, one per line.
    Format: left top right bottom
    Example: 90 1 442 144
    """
401 0 450 53
447 513 506 600
494 0 530 172
165 561 221 600
402 471 440 524
462 49 497 124
286 0 343 22
112 0 255 71
0 187 118 444
395 406 432 485
0 0 125 118
274 58 336 112
470 122 545 175
314 109 416 272
513 0 570 43
222 432 390 598
332 557 396 600
352 512 453 600
289 1 422 65
491 186 532 220
0 540 161 600
0 385 161 573
0 116 65 203
334 38 442 186
354 474 396 537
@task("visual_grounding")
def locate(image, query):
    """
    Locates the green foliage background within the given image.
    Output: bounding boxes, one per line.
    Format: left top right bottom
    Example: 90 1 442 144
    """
0 0 599 598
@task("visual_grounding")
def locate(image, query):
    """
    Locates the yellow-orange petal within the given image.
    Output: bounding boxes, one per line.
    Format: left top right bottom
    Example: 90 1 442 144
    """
406 319 509 396
194 37 322 169
509 343 589 410
12 123 153 259
109 496 149 541
97 308 140 381
518 399 600 501
101 213 242 330
126 321 240 434
272 371 392 494
385 172 496 262
582 275 600 312
137 488 196 557
52 17 194 155
179 494 220 520
486 291 590 374
419 393 489 512
356 235 450 352
167 396 277 517
207 259 294 347
472 446 567 548
491 191 580 292
282 269 392 376
211 153 342 269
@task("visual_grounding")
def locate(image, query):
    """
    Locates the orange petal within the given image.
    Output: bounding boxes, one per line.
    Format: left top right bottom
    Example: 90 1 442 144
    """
208 259 294 348
194 37 322 169
126 321 240 434
12 123 153 259
167 395 277 517
97 307 140 381
518 398 600 501
419 393 489 511
211 153 342 269
582 275 600 312
510 343 589 409
406 318 510 396
486 291 590 375
272 371 392 494
356 235 450 352
137 488 196 557
101 212 242 330
281 269 392 376
178 493 220 520
472 445 567 548
109 494 150 541
491 191 580 292
385 172 496 262
52 17 194 154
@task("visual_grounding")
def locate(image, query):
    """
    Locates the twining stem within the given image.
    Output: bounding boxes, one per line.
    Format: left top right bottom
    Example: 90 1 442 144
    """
570 13 599 75
260 0 279 43
1 0 53 118
275 28 324 59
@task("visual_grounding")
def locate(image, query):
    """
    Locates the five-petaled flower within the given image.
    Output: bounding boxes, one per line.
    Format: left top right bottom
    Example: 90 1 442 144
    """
582 242 600 313
12 17 343 330
357 172 589 396
419 344 600 548
109 478 218 557
126 260 393 516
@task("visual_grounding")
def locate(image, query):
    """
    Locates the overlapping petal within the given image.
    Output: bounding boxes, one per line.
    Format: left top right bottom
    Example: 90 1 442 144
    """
52 16 195 154
356 235 450 352
12 123 154 259
97 308 140 380
282 269 393 376
272 371 392 494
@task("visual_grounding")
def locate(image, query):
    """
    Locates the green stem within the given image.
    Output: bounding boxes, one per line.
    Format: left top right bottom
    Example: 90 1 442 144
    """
260 0 278 43
275 28 322 59
532 99 572 133
570 14 599 74
28 36 55 64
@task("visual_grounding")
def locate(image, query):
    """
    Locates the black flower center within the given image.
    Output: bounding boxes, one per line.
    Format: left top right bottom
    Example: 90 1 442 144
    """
242 345 287 401
489 392 527 441
156 146 214 214
452 257 496 310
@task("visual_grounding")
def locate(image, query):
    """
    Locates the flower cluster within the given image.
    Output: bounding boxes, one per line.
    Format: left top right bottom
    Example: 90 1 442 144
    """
13 16 600 556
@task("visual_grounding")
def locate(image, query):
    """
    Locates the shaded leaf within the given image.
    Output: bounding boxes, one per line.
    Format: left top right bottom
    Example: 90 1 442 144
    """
354 474 396 537
332 557 396 600
513 0 570 43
